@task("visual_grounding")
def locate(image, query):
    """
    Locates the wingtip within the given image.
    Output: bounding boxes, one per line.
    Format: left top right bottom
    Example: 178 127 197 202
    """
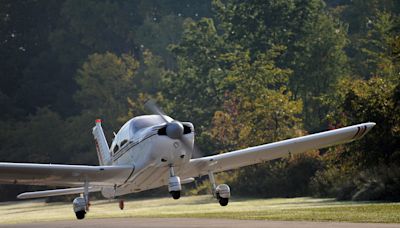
17 193 25 199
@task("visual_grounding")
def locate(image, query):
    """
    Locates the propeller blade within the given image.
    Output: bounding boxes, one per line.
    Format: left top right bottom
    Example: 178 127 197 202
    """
191 144 204 158
143 99 204 158
180 137 193 157
144 99 171 123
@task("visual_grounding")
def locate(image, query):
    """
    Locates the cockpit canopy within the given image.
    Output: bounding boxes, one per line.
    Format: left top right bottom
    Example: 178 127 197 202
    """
110 115 172 153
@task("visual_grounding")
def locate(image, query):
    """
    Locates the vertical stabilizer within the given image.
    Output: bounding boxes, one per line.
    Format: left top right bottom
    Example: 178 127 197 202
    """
92 119 111 165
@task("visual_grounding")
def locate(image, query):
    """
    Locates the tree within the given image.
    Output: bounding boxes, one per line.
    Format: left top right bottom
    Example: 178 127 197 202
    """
0 0 65 117
74 52 139 132
0 108 66 163
354 12 400 79
212 0 349 131
135 15 184 69
208 47 305 197
164 17 228 127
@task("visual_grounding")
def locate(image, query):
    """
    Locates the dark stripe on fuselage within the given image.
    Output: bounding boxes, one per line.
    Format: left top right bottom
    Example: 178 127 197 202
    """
119 165 136 187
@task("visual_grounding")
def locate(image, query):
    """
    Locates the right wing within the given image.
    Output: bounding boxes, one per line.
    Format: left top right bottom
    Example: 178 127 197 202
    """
0 163 134 187
184 122 375 177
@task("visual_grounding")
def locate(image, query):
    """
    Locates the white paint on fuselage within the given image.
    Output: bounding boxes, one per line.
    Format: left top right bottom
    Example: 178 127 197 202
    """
101 116 194 198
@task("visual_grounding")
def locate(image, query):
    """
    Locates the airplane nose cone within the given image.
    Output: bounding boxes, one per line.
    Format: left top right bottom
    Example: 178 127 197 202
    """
166 121 184 139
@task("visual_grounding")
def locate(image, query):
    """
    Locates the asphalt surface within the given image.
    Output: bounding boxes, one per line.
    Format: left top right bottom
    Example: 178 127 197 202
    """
1 218 400 228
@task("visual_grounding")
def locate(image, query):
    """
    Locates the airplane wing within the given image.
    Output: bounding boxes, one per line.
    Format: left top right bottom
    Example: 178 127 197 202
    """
0 163 134 187
183 122 375 177
17 186 102 199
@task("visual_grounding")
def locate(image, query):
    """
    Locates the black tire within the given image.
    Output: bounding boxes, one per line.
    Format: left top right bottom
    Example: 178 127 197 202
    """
75 210 86 220
170 191 181 200
219 197 229 206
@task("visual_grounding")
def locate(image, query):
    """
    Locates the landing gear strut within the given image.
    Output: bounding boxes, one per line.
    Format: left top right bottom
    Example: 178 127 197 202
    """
208 171 231 206
168 166 181 200
73 181 90 220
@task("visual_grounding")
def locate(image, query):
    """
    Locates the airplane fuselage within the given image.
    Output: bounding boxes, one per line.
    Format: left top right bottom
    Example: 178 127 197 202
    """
101 115 194 198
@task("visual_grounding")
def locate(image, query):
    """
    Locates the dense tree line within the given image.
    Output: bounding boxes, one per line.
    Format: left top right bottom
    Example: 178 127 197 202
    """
0 0 399 201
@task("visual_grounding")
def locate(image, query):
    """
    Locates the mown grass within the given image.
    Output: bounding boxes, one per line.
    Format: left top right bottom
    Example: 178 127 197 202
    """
0 196 399 224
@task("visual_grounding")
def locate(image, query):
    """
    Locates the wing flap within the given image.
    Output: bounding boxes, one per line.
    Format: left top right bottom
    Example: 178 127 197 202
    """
0 163 134 187
184 122 375 177
17 186 102 199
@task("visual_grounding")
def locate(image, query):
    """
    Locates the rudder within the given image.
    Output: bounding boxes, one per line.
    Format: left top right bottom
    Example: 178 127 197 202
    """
92 119 111 165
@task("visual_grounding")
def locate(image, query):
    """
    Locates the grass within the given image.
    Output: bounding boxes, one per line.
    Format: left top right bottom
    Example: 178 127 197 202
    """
0 196 399 224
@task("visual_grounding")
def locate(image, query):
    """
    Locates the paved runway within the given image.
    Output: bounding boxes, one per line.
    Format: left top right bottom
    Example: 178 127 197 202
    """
1 218 399 228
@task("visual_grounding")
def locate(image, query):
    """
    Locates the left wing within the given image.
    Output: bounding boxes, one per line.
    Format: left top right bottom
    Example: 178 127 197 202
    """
183 122 375 178
0 163 134 187
17 186 102 199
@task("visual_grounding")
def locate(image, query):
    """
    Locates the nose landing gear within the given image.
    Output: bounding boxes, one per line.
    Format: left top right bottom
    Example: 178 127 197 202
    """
168 166 182 199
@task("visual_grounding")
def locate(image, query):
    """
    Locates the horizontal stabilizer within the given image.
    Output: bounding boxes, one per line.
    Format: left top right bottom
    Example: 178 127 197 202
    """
17 186 102 199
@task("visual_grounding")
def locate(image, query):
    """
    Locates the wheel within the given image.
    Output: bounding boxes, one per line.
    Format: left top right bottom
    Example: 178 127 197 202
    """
75 210 86 220
119 200 124 210
219 197 229 206
170 191 180 199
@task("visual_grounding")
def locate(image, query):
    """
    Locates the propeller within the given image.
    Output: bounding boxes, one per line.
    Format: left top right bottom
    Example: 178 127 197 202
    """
144 99 202 158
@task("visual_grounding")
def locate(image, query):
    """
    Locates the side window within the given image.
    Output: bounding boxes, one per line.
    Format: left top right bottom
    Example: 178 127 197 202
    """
120 139 128 147
113 145 119 153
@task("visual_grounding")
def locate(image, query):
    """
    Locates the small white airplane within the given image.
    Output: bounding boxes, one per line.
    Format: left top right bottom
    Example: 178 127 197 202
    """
0 100 375 219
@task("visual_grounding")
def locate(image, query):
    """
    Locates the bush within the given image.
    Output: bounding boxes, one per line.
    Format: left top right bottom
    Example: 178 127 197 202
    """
310 164 400 201
310 166 356 199
231 152 322 198
352 165 400 201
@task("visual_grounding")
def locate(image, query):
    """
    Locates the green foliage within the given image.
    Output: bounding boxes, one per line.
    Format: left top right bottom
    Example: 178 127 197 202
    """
164 17 227 128
213 0 349 131
232 152 322 198
135 15 184 69
210 47 302 149
353 11 400 79
328 77 399 167
352 165 400 201
0 0 399 202
74 52 139 130
0 108 66 163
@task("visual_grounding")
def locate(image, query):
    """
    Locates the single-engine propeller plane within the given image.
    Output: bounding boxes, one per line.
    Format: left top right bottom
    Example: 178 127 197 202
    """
0 100 375 219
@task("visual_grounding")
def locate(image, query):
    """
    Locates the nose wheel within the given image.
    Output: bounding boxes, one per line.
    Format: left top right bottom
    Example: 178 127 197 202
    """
168 166 182 199
170 191 181 199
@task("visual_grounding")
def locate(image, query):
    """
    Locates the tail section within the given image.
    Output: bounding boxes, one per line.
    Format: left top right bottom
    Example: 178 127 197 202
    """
92 119 111 165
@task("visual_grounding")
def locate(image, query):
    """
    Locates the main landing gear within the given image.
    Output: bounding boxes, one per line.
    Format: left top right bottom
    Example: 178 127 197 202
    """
72 181 90 220
168 166 181 200
167 166 230 206
208 171 231 206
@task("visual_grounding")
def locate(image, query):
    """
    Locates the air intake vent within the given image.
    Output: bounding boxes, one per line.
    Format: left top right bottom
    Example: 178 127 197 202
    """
157 125 192 135
158 127 167 135
183 125 192 134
